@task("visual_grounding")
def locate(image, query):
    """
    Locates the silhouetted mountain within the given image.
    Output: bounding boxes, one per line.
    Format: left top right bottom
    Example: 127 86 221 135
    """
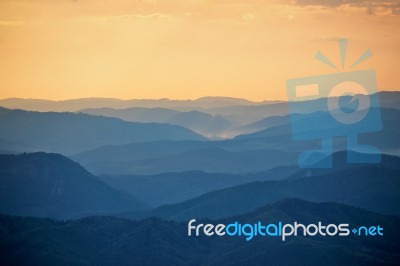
80 108 236 138
72 106 399 175
99 169 298 207
0 96 259 112
204 94 354 124
167 110 236 138
208 92 400 117
0 108 204 154
288 150 400 179
2 91 398 128
194 96 255 106
235 108 400 154
74 144 297 175
80 107 180 123
211 198 400 266
1 199 399 265
0 153 148 219
204 93 399 139
234 115 289 135
121 153 400 220
378 91 400 110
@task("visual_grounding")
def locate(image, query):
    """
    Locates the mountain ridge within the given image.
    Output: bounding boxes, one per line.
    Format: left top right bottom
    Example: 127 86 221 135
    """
1 198 399 265
118 152 400 220
0 107 204 154
0 152 148 219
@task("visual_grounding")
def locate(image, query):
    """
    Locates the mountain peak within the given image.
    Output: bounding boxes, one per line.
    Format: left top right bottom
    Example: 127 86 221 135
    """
0 152 148 219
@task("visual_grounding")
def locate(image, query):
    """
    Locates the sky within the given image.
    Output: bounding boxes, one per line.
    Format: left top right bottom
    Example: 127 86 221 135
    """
0 0 399 101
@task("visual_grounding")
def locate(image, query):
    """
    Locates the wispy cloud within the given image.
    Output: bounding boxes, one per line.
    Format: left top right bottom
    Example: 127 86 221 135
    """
292 0 400 15
104 13 172 21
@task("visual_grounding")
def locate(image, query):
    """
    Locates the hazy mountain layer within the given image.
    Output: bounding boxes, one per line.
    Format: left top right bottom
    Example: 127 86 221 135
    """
80 108 237 138
120 153 400 220
99 168 298 207
0 96 260 112
72 107 399 175
0 107 204 155
0 153 148 219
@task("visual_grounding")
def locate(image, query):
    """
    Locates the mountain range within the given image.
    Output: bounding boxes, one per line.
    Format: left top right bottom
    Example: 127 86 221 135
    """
1 92 399 265
73 143 298 175
3 151 399 222
0 107 203 155
2 92 399 139
0 96 263 112
99 168 298 207
0 153 147 219
80 108 237 138
72 107 400 175
119 152 400 220
1 199 399 266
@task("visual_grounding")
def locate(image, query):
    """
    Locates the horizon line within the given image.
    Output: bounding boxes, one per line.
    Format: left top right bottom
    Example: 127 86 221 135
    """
0 90 399 103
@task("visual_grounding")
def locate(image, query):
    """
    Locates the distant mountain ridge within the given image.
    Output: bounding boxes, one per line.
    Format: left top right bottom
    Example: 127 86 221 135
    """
72 107 400 175
119 152 400 220
234 107 400 154
0 107 204 154
1 92 398 113
0 152 148 219
73 144 297 175
2 91 399 140
99 169 297 207
0 96 262 112
79 108 237 138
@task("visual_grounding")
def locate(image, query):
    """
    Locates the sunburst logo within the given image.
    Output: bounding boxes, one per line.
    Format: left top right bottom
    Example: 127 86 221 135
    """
315 38 372 70
286 38 382 168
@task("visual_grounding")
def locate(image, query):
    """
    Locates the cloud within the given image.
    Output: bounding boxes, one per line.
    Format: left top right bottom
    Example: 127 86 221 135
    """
107 13 172 21
292 0 400 15
293 0 345 7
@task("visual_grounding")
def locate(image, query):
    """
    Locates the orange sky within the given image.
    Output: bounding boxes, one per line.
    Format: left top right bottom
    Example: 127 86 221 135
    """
0 0 399 101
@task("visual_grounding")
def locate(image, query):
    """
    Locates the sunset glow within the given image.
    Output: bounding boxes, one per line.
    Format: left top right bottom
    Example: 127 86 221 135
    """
0 0 399 101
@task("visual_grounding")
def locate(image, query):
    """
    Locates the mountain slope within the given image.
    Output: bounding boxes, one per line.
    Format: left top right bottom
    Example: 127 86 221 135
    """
121 153 400 220
1 199 399 266
234 115 289 135
99 169 298 207
80 108 236 138
0 153 148 219
79 107 180 123
0 108 204 154
167 110 235 138
209 198 400 266
234 107 400 154
72 107 400 175
74 144 297 175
